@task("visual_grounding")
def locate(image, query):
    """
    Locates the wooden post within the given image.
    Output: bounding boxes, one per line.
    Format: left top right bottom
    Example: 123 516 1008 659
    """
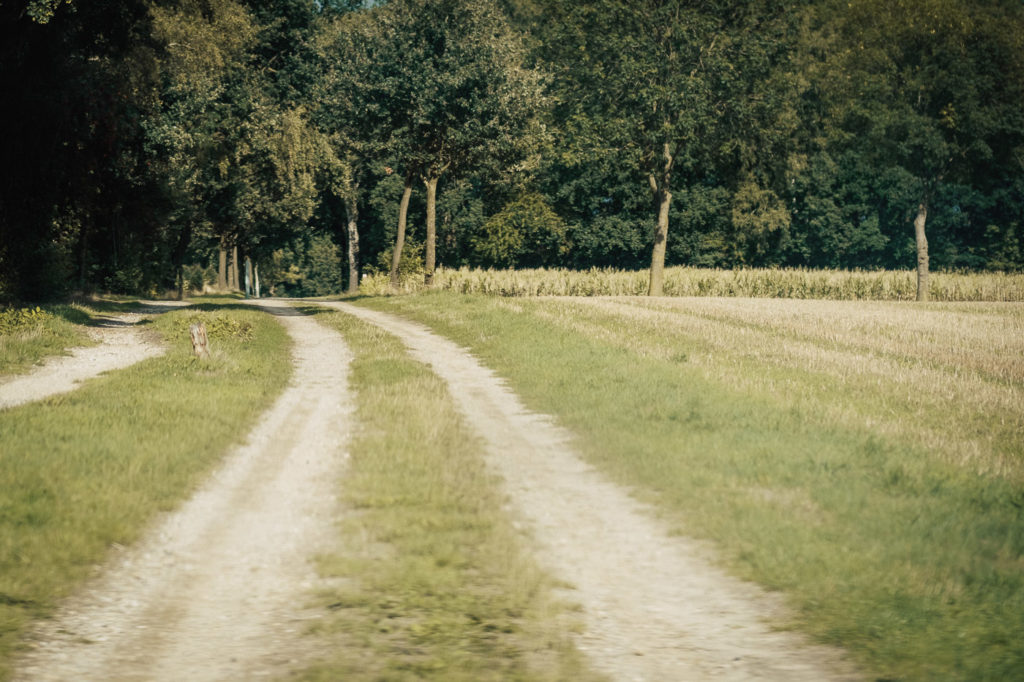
190 322 210 359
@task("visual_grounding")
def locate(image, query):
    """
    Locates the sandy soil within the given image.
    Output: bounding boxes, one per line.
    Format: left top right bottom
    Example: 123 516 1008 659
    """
0 301 189 410
323 301 863 682
13 300 354 682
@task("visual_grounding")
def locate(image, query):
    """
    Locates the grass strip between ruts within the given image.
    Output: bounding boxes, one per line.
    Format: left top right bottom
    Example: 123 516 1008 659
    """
356 292 1024 682
298 305 601 682
0 301 291 681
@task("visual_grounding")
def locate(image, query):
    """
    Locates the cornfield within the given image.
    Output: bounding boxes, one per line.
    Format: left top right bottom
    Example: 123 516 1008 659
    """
359 266 1024 301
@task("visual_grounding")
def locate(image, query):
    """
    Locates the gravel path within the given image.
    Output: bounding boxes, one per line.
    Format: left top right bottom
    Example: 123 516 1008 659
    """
322 301 862 682
0 301 189 410
13 300 354 682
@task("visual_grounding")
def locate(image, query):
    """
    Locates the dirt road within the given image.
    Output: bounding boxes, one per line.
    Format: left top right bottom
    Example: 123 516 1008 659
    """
15 299 859 681
323 301 861 682
14 300 354 681
0 301 189 410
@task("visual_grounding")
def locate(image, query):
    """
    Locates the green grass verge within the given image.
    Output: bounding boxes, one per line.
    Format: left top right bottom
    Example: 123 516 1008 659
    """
1 304 98 375
354 292 1024 682
0 302 291 681
299 306 601 682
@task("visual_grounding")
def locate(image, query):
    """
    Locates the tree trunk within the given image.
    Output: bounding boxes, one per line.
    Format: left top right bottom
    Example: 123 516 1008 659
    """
231 245 240 290
78 223 88 293
344 194 360 295
389 175 414 289
253 262 260 299
648 175 672 297
244 256 253 298
218 243 227 291
914 200 929 302
172 222 192 301
176 265 185 301
647 143 674 297
424 174 439 286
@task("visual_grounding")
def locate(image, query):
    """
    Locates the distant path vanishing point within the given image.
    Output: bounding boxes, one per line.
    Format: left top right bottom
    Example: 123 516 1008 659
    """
0 300 190 411
14 299 354 682
322 300 863 682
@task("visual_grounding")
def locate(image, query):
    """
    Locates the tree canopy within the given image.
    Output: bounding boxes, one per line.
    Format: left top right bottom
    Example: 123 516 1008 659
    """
2 0 1022 301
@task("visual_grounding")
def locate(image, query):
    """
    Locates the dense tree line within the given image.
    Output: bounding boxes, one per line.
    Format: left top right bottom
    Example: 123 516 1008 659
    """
2 0 1022 301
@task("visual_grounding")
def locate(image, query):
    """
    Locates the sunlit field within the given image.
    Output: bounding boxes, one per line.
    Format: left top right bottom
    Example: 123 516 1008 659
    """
357 291 1024 681
361 266 1024 301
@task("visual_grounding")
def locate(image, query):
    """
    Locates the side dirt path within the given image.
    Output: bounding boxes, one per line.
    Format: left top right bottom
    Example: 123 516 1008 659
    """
323 301 862 682
0 301 190 410
13 300 354 682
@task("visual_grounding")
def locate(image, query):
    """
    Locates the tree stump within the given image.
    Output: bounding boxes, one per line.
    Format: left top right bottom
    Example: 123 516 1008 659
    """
190 322 210 359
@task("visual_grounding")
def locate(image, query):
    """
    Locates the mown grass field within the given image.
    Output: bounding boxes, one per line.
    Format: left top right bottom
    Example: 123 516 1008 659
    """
355 292 1024 682
0 301 291 681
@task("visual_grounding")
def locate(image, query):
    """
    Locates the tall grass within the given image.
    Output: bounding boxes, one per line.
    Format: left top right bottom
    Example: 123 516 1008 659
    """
298 306 599 681
0 303 291 681
359 266 1024 301
358 292 1024 682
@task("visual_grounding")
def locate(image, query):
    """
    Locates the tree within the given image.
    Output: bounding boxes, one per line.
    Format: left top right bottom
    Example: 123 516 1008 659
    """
821 0 1024 299
368 0 544 285
539 0 796 295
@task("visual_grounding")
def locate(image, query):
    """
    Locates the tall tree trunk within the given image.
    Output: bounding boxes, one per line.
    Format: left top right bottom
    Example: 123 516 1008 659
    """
253 262 260 298
344 194 360 295
218 242 227 291
244 256 253 298
914 200 929 302
176 265 185 301
172 222 193 302
389 175 414 289
424 174 439 286
78 222 88 293
648 175 672 297
231 245 240 290
647 143 674 297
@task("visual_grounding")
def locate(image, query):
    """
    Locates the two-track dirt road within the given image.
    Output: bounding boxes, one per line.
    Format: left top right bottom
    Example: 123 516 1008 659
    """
0 301 189 411
14 300 354 681
14 299 860 681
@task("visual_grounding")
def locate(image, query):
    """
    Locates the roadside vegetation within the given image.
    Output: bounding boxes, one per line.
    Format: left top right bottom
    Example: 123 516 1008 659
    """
357 291 1024 682
0 302 291 681
0 299 147 376
360 266 1024 302
300 306 600 682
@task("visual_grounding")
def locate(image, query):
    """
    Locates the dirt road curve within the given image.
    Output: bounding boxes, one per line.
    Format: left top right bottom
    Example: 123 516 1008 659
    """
323 301 861 682
14 300 354 682
0 301 189 411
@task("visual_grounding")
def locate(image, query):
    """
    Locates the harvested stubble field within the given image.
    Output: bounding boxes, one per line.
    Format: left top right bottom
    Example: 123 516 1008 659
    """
361 291 1024 681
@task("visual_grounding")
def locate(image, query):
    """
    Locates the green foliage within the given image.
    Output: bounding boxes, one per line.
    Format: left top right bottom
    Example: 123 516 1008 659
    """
472 194 568 268
172 311 254 342
262 235 346 297
4 0 1024 298
0 307 49 335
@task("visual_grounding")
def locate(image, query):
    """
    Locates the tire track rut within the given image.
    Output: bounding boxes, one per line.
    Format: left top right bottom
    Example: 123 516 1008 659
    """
14 300 353 681
323 300 861 682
